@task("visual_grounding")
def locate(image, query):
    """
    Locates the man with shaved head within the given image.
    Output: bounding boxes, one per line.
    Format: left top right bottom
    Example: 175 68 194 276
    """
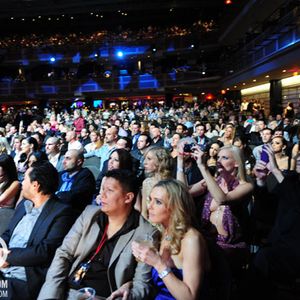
56 149 95 213
84 126 118 172
45 136 64 172
65 130 83 151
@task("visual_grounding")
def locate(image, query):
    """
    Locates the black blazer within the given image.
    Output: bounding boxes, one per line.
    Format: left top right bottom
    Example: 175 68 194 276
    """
1 197 76 300
57 167 96 212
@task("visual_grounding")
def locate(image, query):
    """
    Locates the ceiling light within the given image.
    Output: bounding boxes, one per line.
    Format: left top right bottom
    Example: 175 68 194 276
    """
265 75 269 78
241 83 270 95
281 74 300 87
253 79 256 82
117 51 124 58
282 69 287 73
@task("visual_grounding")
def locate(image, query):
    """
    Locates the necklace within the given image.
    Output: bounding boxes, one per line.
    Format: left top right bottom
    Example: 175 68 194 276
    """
164 235 172 241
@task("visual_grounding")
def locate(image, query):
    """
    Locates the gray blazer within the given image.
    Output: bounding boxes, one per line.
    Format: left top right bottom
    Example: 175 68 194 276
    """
38 205 158 300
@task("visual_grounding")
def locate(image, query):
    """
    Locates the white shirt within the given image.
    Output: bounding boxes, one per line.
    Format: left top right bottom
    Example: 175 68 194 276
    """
68 140 83 151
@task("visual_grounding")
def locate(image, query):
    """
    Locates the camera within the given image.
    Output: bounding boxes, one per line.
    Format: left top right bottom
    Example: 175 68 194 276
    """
183 143 196 153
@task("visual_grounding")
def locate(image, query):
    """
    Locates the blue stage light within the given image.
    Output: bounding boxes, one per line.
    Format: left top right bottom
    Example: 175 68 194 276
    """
117 51 124 58
50 57 56 62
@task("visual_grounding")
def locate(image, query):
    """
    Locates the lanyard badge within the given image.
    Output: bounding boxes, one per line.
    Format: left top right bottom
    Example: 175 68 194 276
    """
71 260 91 286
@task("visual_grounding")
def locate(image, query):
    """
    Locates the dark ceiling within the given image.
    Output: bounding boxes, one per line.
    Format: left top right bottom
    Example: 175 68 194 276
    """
0 0 239 35
0 0 223 18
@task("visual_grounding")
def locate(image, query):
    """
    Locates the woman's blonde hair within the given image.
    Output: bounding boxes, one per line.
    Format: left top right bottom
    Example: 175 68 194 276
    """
152 179 198 255
144 146 172 179
0 137 11 155
220 145 247 182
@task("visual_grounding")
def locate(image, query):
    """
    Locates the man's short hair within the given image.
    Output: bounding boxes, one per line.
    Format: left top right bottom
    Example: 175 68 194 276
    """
195 123 205 129
132 122 141 128
29 161 59 195
139 133 152 146
262 127 273 135
105 169 138 202
117 136 132 149
176 123 187 131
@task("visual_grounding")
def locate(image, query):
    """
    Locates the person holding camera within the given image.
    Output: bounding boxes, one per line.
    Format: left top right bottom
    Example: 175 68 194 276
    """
178 144 253 273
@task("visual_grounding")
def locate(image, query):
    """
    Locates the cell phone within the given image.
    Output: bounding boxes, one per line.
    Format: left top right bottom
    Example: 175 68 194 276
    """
260 145 269 163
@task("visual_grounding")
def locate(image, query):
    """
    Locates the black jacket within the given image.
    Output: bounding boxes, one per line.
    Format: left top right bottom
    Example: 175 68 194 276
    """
57 167 96 212
1 197 76 299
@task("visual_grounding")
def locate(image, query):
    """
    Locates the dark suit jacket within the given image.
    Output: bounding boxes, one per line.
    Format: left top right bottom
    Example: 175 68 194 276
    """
131 133 141 151
1 197 76 300
151 137 164 147
57 167 96 212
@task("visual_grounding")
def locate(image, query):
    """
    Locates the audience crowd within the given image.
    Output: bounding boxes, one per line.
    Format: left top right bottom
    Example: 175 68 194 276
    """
0 97 299 299
0 21 216 49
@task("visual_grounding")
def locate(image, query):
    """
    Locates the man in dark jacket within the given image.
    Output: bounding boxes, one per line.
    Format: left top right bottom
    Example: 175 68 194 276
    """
0 161 76 300
57 149 95 213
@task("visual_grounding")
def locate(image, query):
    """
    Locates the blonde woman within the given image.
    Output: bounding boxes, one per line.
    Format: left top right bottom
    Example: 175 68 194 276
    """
218 124 235 146
132 179 209 300
140 146 173 219
0 137 12 155
187 145 253 270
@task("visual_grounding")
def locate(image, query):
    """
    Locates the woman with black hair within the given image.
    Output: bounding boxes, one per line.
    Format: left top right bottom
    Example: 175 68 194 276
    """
0 153 21 234
17 136 39 181
95 148 134 200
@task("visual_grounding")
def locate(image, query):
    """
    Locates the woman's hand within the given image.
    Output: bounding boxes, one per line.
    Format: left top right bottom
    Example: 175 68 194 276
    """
253 160 268 180
132 241 161 267
192 145 206 168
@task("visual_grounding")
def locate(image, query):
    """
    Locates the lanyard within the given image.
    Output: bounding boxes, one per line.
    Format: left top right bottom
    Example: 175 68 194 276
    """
88 224 108 263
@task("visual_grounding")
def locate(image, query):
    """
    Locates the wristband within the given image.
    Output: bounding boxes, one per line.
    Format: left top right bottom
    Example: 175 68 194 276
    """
158 267 172 279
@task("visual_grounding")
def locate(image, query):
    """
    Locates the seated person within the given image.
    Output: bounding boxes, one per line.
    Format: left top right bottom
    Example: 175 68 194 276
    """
95 148 134 195
247 145 300 299
112 179 209 300
0 154 21 234
0 161 76 300
181 145 253 273
38 169 159 300
56 149 95 213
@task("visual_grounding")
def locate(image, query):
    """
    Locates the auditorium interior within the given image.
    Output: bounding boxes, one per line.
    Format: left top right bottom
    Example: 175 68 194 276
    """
0 0 299 114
